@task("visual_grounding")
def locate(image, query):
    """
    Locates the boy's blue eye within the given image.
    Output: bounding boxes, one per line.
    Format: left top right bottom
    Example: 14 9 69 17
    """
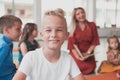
46 30 51 32
57 29 63 31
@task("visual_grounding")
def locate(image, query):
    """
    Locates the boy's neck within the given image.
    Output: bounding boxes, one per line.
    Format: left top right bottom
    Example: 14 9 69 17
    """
42 47 61 63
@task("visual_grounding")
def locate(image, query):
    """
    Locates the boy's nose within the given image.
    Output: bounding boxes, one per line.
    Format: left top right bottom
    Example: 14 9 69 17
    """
51 31 57 38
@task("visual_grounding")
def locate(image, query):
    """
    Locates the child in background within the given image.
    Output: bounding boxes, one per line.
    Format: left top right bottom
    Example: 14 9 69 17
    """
18 23 40 64
98 35 120 75
0 15 22 80
107 35 120 79
13 8 86 80
107 35 120 65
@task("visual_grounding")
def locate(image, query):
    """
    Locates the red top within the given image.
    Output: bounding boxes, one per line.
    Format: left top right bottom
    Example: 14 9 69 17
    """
68 22 100 74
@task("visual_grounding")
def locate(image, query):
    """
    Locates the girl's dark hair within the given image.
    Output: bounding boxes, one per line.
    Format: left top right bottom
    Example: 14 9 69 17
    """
19 23 37 46
107 35 120 51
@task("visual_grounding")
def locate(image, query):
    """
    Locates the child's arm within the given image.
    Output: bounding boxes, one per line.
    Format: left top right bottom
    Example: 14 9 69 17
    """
107 52 120 65
112 58 120 65
12 71 26 80
13 51 32 80
113 53 120 65
20 42 28 56
73 74 86 80
112 55 120 65
107 52 114 63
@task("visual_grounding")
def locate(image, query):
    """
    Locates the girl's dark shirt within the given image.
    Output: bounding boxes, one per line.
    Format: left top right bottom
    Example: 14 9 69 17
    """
18 40 39 64
25 40 38 51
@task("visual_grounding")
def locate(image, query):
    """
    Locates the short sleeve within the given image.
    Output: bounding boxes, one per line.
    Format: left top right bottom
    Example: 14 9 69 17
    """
18 52 33 75
91 22 100 45
68 36 75 50
70 56 81 78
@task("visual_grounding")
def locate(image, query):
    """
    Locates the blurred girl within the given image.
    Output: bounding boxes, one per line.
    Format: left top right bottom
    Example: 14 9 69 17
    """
107 35 120 65
98 35 120 76
107 35 120 78
18 23 40 64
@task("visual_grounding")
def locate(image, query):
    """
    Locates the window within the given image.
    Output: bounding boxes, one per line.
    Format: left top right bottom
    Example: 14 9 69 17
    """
96 0 120 28
0 0 34 26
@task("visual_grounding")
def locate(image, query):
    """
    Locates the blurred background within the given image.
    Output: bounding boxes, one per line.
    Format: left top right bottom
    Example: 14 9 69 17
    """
0 0 120 73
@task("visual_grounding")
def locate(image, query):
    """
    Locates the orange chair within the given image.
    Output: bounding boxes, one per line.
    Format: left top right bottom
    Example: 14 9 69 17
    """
86 72 119 80
98 61 120 73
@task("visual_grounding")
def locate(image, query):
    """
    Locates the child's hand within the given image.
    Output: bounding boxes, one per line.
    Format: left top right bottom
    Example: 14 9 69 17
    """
116 70 120 79
112 59 120 65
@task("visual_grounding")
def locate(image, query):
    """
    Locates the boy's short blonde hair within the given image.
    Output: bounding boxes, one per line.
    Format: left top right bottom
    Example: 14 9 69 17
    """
44 8 65 19
42 8 67 32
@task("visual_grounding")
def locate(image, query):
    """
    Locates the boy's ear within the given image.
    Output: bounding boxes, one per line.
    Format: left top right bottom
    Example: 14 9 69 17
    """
40 32 43 37
67 32 69 37
40 32 44 40
3 26 9 34
65 32 69 40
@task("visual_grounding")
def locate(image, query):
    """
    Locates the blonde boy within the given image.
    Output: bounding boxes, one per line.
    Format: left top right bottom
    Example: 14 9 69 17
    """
13 9 85 80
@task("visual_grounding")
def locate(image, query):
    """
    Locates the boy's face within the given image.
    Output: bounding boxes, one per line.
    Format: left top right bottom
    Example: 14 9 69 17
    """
109 38 118 50
40 15 68 50
6 22 22 41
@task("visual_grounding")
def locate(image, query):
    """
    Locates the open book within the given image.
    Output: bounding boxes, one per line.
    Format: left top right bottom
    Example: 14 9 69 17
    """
73 44 94 59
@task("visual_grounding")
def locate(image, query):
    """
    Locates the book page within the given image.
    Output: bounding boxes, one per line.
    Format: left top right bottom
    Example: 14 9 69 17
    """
73 44 94 59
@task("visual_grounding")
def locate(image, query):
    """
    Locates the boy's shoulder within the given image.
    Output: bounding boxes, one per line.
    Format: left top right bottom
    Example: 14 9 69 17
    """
61 50 69 55
22 48 42 62
0 34 12 44
61 50 72 60
26 48 42 55
24 48 42 58
0 34 11 48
